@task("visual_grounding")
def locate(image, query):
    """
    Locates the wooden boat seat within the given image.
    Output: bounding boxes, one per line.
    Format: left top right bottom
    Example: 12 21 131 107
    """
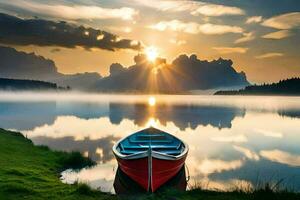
136 135 167 141
128 138 173 143
116 127 185 156
121 144 181 149
120 149 183 155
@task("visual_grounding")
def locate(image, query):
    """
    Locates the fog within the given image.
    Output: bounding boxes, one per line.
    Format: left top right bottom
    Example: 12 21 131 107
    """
1 91 300 112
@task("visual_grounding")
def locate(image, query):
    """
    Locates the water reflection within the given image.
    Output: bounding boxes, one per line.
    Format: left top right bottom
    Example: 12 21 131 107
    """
1 94 300 191
109 103 246 129
33 135 119 163
61 161 116 192
0 101 109 130
114 166 187 194
278 109 300 119
0 102 57 130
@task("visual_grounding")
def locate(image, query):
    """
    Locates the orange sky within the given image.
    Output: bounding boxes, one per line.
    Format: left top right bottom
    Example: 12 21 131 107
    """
1 0 300 83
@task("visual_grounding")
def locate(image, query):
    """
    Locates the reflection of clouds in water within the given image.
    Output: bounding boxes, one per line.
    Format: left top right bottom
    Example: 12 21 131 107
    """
3 95 300 132
233 145 260 161
211 134 247 143
109 102 246 129
23 116 139 140
61 160 117 193
32 136 119 163
260 149 300 167
255 128 283 138
22 112 300 166
197 159 244 175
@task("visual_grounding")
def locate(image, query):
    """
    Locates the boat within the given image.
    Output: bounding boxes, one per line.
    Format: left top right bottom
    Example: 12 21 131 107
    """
113 165 187 194
112 127 188 192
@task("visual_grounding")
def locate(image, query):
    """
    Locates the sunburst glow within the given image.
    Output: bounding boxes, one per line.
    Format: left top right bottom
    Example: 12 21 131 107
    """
148 96 156 106
146 117 158 127
145 46 158 62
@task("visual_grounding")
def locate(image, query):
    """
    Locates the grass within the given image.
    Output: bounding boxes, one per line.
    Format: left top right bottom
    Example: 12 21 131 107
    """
1 128 300 200
0 128 113 200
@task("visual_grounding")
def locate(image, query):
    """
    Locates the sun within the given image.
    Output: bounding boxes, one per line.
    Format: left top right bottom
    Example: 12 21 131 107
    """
145 46 158 62
148 96 156 106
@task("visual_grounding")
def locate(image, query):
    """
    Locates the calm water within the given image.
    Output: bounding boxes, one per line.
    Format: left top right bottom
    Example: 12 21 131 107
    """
1 92 300 192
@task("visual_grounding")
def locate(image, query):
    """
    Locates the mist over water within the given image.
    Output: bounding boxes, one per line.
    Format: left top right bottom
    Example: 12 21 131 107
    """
1 92 300 193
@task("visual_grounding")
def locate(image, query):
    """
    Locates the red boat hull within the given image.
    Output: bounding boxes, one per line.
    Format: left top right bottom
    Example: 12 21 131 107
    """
116 155 187 192
114 165 187 194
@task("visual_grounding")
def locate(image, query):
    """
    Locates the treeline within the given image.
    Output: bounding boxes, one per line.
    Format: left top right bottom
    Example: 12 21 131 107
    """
215 78 300 96
0 78 70 91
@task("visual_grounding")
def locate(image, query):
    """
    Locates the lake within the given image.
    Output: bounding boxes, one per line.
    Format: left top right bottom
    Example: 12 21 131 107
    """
1 92 300 193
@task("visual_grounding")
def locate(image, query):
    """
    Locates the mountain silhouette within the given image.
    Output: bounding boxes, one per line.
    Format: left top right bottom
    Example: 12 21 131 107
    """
0 46 102 90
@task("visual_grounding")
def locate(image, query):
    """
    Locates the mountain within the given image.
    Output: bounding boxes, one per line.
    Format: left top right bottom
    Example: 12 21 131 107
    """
93 54 249 93
214 78 300 95
0 46 102 90
0 46 58 80
0 78 69 91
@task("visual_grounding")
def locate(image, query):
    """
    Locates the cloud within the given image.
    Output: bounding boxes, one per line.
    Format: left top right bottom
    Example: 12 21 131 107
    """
211 134 247 143
191 4 245 17
109 63 126 76
255 53 284 59
94 54 249 92
0 13 142 51
260 149 300 167
235 32 255 44
169 38 187 46
106 26 132 33
135 0 245 16
213 47 248 54
148 20 199 33
233 145 260 161
261 12 300 29
198 158 244 174
50 48 61 53
246 16 263 24
199 23 244 35
262 30 292 39
134 0 198 12
254 129 283 138
0 0 138 21
148 20 244 35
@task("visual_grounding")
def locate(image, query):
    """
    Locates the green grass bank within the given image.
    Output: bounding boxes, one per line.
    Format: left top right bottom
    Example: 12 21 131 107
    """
0 128 300 200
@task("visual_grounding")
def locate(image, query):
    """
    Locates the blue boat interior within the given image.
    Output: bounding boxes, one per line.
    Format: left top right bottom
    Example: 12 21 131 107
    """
116 127 185 156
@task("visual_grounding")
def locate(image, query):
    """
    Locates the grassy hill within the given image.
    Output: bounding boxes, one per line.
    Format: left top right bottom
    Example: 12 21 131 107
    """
0 78 70 91
215 78 300 96
0 128 111 200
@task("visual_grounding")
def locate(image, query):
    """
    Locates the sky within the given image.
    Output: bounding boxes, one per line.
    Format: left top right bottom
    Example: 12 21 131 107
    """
0 0 300 83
